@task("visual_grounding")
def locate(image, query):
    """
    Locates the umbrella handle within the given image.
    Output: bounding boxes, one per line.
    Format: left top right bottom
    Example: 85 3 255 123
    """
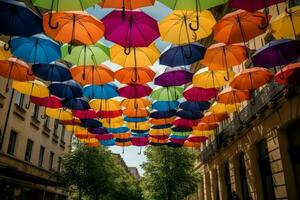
3 41 10 51
68 45 72 54
5 79 10 93
224 70 230 81
285 7 292 15
257 10 269 30
189 18 200 31
25 100 31 109
183 44 193 59
138 147 142 155
124 47 131 55
278 66 285 80
131 67 138 83
48 12 59 29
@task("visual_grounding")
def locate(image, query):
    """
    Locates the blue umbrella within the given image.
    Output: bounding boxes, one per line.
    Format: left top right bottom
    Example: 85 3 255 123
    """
11 34 61 64
167 142 183 148
100 139 116 147
88 127 108 135
62 98 90 110
152 101 179 111
170 134 187 139
32 62 72 82
132 130 149 134
179 101 210 112
49 80 83 99
151 124 172 129
171 126 193 132
159 43 206 67
132 132 149 137
124 117 148 123
176 110 203 120
107 127 130 134
81 119 102 128
83 84 118 99
150 110 176 119
0 0 43 50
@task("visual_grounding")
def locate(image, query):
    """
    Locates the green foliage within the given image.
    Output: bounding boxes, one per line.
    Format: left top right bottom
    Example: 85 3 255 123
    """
141 146 201 200
58 141 142 200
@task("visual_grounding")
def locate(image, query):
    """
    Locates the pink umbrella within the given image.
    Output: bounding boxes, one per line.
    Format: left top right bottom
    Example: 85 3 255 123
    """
131 137 149 147
30 95 62 108
172 118 200 128
118 84 152 99
96 134 114 141
72 109 97 119
183 85 218 101
169 138 186 145
102 10 159 54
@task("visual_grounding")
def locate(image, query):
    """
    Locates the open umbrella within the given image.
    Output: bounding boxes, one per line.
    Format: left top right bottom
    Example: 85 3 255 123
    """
45 108 73 120
121 98 151 109
179 101 210 112
73 109 97 119
154 67 193 87
275 62 300 85
83 84 118 99
70 65 114 85
176 109 203 120
183 85 218 101
151 101 179 111
230 67 273 90
118 84 152 99
150 86 183 101
123 108 149 118
0 0 43 50
115 67 155 84
150 110 176 119
32 62 72 82
201 112 228 123
30 95 62 108
149 117 175 126
11 34 61 64
88 127 108 135
0 42 11 60
193 122 218 131
173 117 199 127
81 119 102 128
32 0 100 11
99 0 155 10
97 110 123 118
209 102 240 114
0 57 35 92
49 80 83 99
62 98 90 110
217 87 251 104
89 99 121 111
124 117 148 123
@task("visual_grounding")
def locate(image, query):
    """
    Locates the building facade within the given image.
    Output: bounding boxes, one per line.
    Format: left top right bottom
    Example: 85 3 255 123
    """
0 77 72 199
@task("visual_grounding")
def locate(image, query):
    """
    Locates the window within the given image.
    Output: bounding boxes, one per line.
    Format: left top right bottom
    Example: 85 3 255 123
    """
24 139 33 162
49 152 54 170
38 146 45 167
257 139 275 200
53 119 59 135
44 117 50 128
224 162 231 195
239 153 250 200
32 104 39 119
7 131 17 155
15 92 24 107
61 127 65 142
57 157 62 172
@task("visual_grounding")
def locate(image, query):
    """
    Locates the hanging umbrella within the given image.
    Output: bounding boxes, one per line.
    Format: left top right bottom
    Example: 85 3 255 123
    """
124 117 148 123
150 110 177 119
179 101 210 112
49 80 83 99
113 133 131 139
102 10 159 51
102 116 123 124
118 84 152 99
97 110 123 118
149 128 171 136
100 139 116 146
0 57 35 92
209 102 240 114
45 108 73 120
217 87 251 104
0 0 43 50
184 141 201 148
230 67 273 90
270 6 300 39
32 0 100 11
89 99 121 111
176 109 203 120
123 108 149 118
131 137 149 146
158 0 227 11
150 86 183 101
32 62 72 82
81 119 102 128
72 109 97 119
172 126 193 133
159 43 206 67
83 84 118 99
152 124 172 129
121 98 151 109
213 10 270 44
183 85 218 101
115 67 155 84
61 119 81 126
152 101 179 111
154 67 193 87
30 95 62 108
11 34 61 64
88 127 108 135
201 112 229 123
0 42 11 60
62 98 90 110
173 117 200 127
159 10 216 44
192 67 235 88
275 62 300 85
107 127 130 134
99 0 154 9
187 135 207 143
193 122 218 131
126 122 150 130
43 11 105 45
251 39 300 68
201 43 248 80
149 117 175 126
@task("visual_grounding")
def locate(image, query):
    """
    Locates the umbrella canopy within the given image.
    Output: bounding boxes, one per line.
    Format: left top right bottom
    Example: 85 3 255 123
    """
61 42 110 66
152 101 179 111
124 117 148 123
217 87 251 104
89 99 121 111
229 0 285 12
158 0 227 10
11 34 61 64
209 102 239 114
45 108 73 120
115 67 155 84
149 117 175 126
150 86 183 101
61 119 81 126
70 65 114 86
12 80 49 97
201 112 229 123
118 84 152 99
187 135 207 143
159 10 216 45
49 80 83 99
43 11 105 45
176 109 203 120
123 108 149 118
30 95 62 108
214 10 270 44
99 0 155 9
275 62 300 85
154 67 193 87
121 98 151 109
97 110 123 118
183 85 218 101
149 128 171 136
100 139 116 146
32 0 100 11
107 127 130 134
102 10 159 48
159 43 206 67
230 67 273 90
32 62 72 82
81 119 102 128
193 122 218 131
73 109 97 119
173 118 199 127
150 110 176 119
131 137 149 147
193 67 235 88
251 39 300 68
62 98 90 110
270 6 300 39
83 84 118 99
88 127 108 135
0 42 11 60
179 101 210 112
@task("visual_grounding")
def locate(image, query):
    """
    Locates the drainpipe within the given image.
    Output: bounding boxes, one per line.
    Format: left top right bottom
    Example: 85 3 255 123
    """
0 89 15 150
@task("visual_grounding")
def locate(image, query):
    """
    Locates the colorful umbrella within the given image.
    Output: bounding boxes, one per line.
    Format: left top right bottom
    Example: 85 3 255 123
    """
179 101 210 112
32 0 100 11
45 108 73 120
193 122 218 131
123 108 149 118
176 109 203 120
149 117 175 126
209 102 240 114
217 87 250 104
173 118 199 127
30 95 62 108
151 101 179 111
150 110 176 119
275 62 300 85
230 67 273 90
131 137 149 147
201 112 228 123
107 127 130 134
73 109 97 119
49 80 83 99
159 10 216 44
89 99 121 111
183 85 218 101
43 11 105 45
121 98 151 109
124 117 148 123
159 43 206 67
154 67 193 87
187 135 207 143
83 84 118 99
81 119 102 128
32 62 72 82
62 98 90 110
88 127 108 135
229 0 285 12
0 42 11 60
115 67 155 84
11 34 61 64
99 0 154 9
97 110 123 118
150 86 183 101
118 84 152 99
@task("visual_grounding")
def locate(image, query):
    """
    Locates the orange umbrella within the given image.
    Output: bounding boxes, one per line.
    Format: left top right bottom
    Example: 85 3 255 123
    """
121 98 151 109
184 141 201 148
0 57 35 92
230 67 273 90
149 117 175 126
70 65 114 85
213 10 270 45
149 137 168 144
43 11 105 45
217 87 251 104
113 132 131 139
115 67 155 84
123 108 149 118
99 0 155 9
193 122 218 131
201 112 228 123
275 62 300 85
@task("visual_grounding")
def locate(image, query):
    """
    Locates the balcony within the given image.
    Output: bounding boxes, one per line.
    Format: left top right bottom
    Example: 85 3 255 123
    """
200 82 300 163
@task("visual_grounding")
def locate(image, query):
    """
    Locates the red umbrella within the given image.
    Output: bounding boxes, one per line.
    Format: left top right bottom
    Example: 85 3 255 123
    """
97 110 123 118
173 118 200 128
187 135 208 143
30 95 62 108
183 85 218 101
275 62 300 85
72 109 97 119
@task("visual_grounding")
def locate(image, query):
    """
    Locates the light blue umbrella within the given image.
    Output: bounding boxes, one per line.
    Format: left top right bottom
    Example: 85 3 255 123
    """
151 100 179 111
83 83 118 99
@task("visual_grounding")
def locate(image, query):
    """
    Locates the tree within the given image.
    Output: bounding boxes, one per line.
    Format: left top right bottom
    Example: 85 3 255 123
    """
141 146 201 200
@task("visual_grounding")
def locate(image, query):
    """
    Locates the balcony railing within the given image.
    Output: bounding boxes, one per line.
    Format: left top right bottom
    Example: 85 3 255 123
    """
200 82 300 163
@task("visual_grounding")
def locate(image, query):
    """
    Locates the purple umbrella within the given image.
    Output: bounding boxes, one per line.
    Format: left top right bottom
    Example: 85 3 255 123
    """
154 67 193 87
88 127 108 135
102 10 159 54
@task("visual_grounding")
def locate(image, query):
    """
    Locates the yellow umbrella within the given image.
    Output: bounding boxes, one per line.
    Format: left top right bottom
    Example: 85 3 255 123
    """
192 130 214 136
159 10 216 44
270 6 300 39
101 116 123 124
0 41 11 60
89 99 120 111
80 138 99 144
209 102 240 114
192 67 235 88
121 98 151 109
126 122 151 130
65 125 86 133
102 121 124 129
110 44 160 67
45 108 73 120
149 128 171 136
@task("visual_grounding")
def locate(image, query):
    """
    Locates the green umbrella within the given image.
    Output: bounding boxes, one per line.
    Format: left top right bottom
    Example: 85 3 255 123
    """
158 0 227 30
150 86 183 101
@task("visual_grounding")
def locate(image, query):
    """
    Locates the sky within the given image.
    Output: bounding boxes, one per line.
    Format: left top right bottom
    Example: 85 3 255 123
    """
86 2 173 176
